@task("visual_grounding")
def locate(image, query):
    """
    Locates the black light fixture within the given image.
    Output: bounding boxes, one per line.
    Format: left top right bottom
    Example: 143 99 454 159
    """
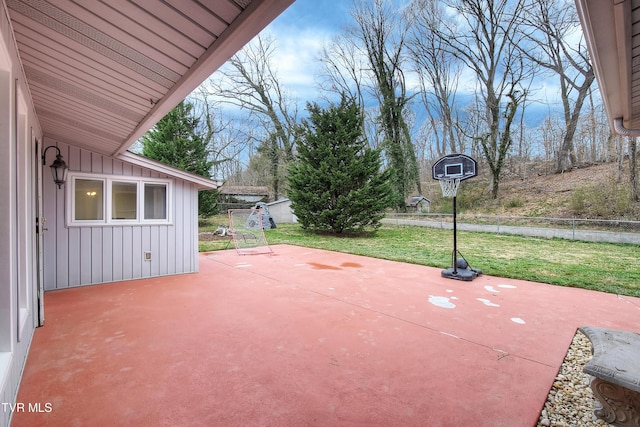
42 146 69 189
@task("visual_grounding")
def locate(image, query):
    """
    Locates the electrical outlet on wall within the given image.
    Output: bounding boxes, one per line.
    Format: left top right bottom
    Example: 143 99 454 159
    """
144 252 152 261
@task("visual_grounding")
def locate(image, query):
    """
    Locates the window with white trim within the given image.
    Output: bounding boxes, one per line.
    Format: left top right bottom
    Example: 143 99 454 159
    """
68 173 171 226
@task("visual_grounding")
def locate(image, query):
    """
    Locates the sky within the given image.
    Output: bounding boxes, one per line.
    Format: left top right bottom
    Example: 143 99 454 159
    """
199 0 592 138
236 0 569 123
258 0 352 104
194 0 594 176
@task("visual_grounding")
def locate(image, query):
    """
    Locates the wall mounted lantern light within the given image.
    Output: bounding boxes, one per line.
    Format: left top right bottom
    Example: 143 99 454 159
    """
42 146 69 189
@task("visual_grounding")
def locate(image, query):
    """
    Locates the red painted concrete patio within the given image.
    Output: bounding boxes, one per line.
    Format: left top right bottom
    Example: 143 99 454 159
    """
12 244 640 426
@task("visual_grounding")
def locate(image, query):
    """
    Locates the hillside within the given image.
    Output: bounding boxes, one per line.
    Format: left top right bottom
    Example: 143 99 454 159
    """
425 161 640 220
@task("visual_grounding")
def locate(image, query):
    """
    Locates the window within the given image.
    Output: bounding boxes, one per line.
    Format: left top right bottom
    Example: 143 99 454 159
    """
75 178 104 221
112 181 137 220
68 173 171 226
144 183 167 220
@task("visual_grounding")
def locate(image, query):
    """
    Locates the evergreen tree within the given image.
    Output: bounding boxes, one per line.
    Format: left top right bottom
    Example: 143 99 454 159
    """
141 100 218 216
288 95 394 234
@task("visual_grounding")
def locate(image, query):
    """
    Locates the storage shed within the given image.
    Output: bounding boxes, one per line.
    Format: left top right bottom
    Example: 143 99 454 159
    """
267 198 298 223
406 196 431 213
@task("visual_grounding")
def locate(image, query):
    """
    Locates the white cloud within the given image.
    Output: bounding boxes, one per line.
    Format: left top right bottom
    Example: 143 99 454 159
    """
269 28 328 101
261 0 351 105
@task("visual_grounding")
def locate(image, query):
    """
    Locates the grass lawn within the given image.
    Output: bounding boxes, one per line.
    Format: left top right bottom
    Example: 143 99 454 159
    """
199 218 640 298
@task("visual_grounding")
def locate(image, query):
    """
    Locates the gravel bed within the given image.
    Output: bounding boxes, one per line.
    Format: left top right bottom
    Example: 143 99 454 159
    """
536 330 610 427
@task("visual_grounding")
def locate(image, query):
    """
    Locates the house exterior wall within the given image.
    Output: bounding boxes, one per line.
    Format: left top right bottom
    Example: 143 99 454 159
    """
0 3 39 425
42 140 200 291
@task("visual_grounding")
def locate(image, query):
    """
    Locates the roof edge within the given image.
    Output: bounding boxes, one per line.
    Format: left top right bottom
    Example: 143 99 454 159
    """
575 0 628 133
117 151 221 190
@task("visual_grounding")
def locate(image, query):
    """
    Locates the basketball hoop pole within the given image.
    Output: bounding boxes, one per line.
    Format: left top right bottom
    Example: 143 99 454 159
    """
432 153 482 281
452 195 458 275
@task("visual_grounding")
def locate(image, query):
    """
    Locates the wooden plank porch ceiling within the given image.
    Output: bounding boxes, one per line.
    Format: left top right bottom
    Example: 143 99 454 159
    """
5 0 294 157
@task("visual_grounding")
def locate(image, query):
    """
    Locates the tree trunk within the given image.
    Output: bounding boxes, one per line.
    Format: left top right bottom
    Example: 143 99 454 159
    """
556 147 574 173
630 137 639 202
490 170 500 199
616 136 623 183
555 74 593 173
588 88 597 163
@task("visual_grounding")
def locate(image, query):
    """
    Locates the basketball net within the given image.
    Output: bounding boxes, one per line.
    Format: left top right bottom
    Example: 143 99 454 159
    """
439 178 461 198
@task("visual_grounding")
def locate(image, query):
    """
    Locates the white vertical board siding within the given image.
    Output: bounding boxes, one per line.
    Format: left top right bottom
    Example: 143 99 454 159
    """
103 227 113 283
159 226 169 276
42 140 200 290
122 227 133 280
0 9 40 426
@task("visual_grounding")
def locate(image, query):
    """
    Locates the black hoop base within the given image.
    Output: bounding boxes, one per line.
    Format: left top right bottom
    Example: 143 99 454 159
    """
441 266 481 281
441 255 482 281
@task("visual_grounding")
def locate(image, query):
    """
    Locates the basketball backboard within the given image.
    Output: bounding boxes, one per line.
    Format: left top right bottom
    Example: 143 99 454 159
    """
432 154 478 181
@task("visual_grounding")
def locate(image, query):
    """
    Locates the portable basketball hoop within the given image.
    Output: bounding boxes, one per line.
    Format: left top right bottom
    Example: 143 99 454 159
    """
432 154 482 281
439 177 461 198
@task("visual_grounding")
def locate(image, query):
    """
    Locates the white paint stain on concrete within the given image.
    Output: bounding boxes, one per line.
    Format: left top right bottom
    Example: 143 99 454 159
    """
477 298 500 307
493 349 510 359
429 295 456 309
446 289 455 293
484 285 500 293
498 284 517 289
440 332 460 339
511 317 526 324
235 263 252 268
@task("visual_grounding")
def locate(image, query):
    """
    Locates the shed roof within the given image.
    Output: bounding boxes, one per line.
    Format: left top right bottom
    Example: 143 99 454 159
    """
406 196 430 207
267 198 291 205
219 185 270 196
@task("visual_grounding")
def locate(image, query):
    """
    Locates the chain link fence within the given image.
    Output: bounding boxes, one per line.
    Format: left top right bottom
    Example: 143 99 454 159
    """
383 213 640 244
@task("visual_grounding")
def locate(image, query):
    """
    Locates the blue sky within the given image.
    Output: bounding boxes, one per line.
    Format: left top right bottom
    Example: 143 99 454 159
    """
259 0 565 122
260 0 352 105
207 0 575 132
271 0 351 31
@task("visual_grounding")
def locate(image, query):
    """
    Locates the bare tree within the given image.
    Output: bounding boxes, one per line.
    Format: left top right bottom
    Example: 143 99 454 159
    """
517 0 595 173
203 34 298 199
317 34 376 148
317 34 368 112
350 0 421 208
586 87 597 163
539 113 563 165
630 137 639 202
317 1 423 207
190 88 253 180
409 0 464 157
429 0 530 198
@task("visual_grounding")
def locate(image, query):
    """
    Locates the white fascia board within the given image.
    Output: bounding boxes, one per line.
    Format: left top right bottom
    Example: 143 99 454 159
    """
117 151 221 190
575 0 625 128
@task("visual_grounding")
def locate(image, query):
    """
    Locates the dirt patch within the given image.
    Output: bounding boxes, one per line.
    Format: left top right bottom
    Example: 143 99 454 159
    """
469 161 637 218
198 231 231 242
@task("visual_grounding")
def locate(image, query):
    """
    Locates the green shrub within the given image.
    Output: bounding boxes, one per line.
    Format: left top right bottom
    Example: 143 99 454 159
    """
505 198 523 209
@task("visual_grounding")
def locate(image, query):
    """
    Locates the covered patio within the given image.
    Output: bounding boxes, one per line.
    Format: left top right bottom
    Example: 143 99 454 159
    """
12 245 640 426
